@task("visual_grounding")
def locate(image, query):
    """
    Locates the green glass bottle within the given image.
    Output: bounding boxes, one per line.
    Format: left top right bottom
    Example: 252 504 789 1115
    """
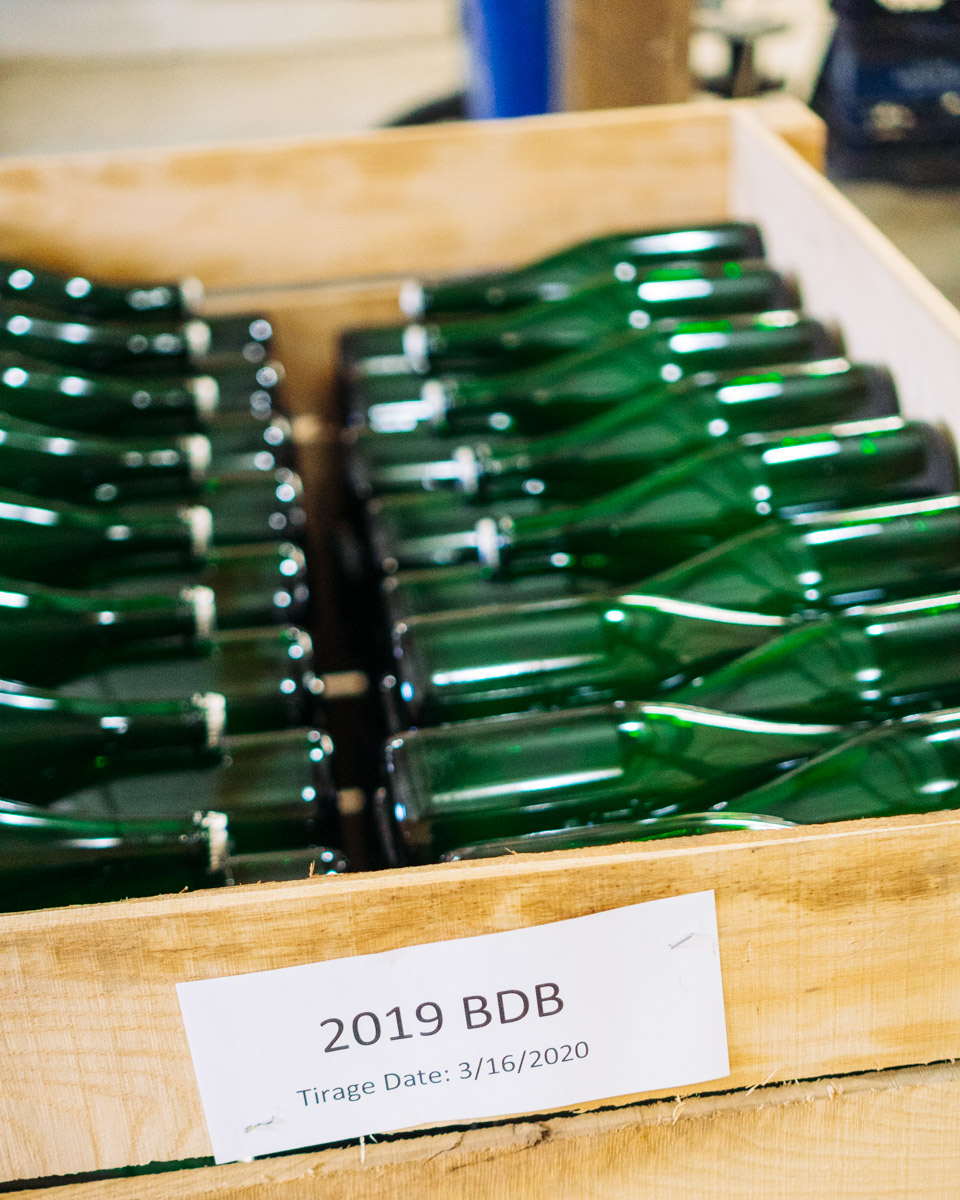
0 412 297 506
720 707 960 824
468 419 958 582
390 596 792 726
63 624 330 733
392 262 796 377
362 359 898 499
365 311 841 436
386 495 960 714
382 701 847 862
0 355 284 431
0 476 304 586
0 304 273 373
0 547 310 686
399 222 765 318
0 261 205 321
0 797 346 911
0 803 223 887
63 727 340 853
0 684 222 803
441 812 795 860
0 490 208 585
381 492 960 622
672 591 960 723
101 540 310 628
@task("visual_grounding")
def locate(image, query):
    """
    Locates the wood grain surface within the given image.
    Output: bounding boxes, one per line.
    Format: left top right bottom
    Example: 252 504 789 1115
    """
2 810 960 1181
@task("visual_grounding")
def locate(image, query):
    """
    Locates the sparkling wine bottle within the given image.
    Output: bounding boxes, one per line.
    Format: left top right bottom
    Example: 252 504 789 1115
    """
382 701 846 862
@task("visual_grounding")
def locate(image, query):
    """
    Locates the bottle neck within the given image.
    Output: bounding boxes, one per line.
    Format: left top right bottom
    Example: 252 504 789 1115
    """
0 804 226 878
0 686 224 803
0 262 199 321
0 579 213 687
0 357 216 432
0 308 211 373
737 710 960 824
99 726 339 854
0 416 212 505
200 469 307 545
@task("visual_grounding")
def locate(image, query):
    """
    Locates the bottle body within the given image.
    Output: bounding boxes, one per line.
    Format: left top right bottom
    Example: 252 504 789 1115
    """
729 708 960 823
385 701 846 862
390 596 792 726
673 591 960 723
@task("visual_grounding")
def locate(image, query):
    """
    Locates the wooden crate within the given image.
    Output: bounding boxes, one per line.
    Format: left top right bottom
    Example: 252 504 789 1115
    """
4 97 960 1197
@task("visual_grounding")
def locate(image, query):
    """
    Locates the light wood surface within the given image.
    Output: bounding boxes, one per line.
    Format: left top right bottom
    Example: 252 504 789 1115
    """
15 1062 960 1199
4 810 960 1181
554 0 693 111
0 100 822 292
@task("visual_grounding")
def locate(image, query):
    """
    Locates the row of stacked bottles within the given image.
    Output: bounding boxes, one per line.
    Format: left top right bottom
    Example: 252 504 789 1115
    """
0 259 359 910
335 221 960 865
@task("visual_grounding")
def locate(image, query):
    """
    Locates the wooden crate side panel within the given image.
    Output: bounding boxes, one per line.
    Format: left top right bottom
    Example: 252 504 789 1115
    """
0 105 733 291
2 811 960 1181
729 111 960 439
19 1063 960 1200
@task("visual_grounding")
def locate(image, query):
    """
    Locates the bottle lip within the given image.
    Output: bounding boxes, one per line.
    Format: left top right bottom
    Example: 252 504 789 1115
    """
178 277 206 314
190 375 220 418
402 324 430 373
184 319 213 364
421 378 448 426
200 810 230 872
181 504 214 558
194 691 227 748
453 444 480 495
183 584 218 639
475 516 502 568
399 279 425 318
184 434 213 483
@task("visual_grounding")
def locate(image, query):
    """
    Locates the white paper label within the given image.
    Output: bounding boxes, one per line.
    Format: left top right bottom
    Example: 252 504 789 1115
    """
177 890 729 1163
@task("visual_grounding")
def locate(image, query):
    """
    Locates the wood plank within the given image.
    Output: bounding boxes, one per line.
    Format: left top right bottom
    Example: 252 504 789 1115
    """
3 810 960 1181
729 109 960 439
16 1063 960 1199
554 0 692 110
0 105 734 289
0 100 823 286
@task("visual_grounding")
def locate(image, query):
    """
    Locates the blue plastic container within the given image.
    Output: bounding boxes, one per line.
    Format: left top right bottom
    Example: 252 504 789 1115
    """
462 0 552 118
